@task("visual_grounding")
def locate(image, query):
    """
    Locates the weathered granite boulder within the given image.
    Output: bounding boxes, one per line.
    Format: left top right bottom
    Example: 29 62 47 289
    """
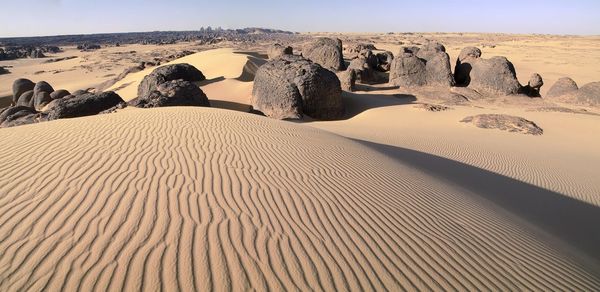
302 38 345 71
415 42 455 87
389 48 427 87
47 91 125 120
12 78 35 104
252 55 343 120
547 77 579 98
129 79 210 108
468 56 521 95
137 63 206 98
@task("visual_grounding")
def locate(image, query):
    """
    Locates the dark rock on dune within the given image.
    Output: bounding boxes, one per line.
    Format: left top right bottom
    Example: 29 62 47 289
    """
268 44 293 59
47 91 125 120
454 47 481 85
389 48 427 87
547 77 579 98
575 82 600 106
0 66 9 75
415 42 455 87
468 56 521 95
521 73 543 97
16 90 35 107
340 69 356 92
252 54 343 120
376 51 394 72
33 81 54 96
302 38 345 71
12 78 35 104
34 91 53 110
129 80 209 108
0 106 39 128
461 114 543 135
50 89 71 100
137 63 206 98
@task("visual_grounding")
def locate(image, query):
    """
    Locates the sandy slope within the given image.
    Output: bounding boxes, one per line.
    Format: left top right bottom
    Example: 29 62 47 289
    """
0 108 599 291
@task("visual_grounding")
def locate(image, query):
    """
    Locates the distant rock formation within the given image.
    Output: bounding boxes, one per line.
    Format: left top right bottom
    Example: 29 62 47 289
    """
268 44 293 59
302 38 345 71
252 54 343 120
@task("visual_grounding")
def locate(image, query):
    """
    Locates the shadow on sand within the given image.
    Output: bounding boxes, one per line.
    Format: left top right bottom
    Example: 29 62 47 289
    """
354 138 600 269
342 91 416 119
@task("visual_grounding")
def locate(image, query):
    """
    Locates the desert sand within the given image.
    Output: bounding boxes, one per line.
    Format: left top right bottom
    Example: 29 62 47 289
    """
1 34 600 290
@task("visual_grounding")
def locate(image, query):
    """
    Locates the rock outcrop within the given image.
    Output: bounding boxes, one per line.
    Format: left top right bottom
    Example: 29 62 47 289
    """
268 44 293 59
252 55 343 120
47 91 125 120
302 38 345 71
461 114 543 135
137 63 206 98
389 48 427 87
129 79 210 108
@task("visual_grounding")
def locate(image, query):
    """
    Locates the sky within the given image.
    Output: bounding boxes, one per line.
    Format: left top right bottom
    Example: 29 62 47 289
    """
1 0 599 37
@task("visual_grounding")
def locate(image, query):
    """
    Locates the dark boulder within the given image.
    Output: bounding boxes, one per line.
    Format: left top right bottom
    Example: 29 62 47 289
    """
0 66 9 75
34 91 53 110
302 38 345 71
50 89 71 100
137 63 206 98
389 48 427 87
575 82 600 106
33 81 54 96
340 69 357 92
547 77 578 98
47 91 125 120
520 73 543 97
268 44 293 59
129 79 210 108
252 55 343 120
0 106 39 128
16 90 35 107
468 56 521 95
12 78 35 104
455 47 482 85
345 43 377 58
415 42 455 87
376 51 394 72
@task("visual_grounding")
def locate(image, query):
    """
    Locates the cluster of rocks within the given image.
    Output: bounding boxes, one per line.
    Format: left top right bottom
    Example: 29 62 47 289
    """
77 43 102 52
546 77 600 106
1 63 213 128
129 63 210 108
0 45 61 60
1 78 125 128
339 43 395 91
252 54 343 120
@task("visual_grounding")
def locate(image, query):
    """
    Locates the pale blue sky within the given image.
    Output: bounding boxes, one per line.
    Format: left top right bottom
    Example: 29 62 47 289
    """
1 0 599 37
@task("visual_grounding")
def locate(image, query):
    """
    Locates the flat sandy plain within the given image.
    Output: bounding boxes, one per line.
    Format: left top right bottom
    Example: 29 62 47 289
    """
1 33 600 290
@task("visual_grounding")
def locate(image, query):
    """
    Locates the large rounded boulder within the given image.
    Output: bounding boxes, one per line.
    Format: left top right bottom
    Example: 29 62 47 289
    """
454 47 482 85
302 38 345 71
137 63 206 98
468 56 521 95
546 77 579 98
415 42 455 87
47 91 125 120
34 91 53 110
16 90 35 107
389 48 427 87
129 79 210 108
33 81 54 96
50 89 71 100
12 78 35 104
575 82 600 106
252 55 343 120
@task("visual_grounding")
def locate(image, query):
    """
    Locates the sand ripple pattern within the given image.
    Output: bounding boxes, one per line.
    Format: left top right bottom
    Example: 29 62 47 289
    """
0 108 598 291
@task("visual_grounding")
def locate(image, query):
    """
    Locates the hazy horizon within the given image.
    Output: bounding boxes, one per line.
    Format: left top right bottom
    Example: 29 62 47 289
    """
1 0 600 37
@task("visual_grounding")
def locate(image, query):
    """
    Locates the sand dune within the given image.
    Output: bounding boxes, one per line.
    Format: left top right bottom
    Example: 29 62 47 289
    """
0 108 599 291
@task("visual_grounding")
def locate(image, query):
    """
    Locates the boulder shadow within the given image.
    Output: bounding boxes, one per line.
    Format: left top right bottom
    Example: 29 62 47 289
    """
353 138 600 268
342 91 417 119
